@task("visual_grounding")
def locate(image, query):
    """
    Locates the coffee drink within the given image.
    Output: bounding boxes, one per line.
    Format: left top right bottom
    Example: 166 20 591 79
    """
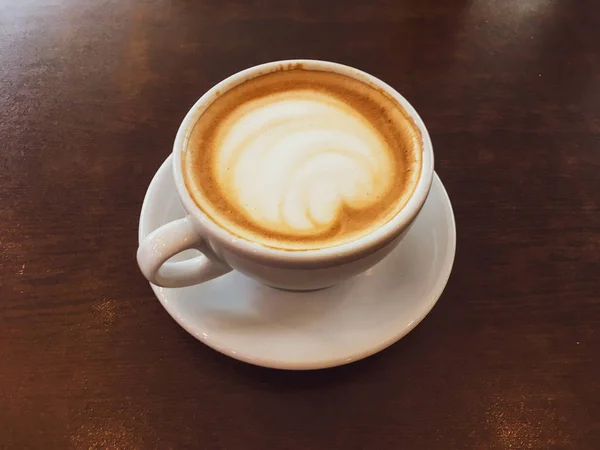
182 67 422 251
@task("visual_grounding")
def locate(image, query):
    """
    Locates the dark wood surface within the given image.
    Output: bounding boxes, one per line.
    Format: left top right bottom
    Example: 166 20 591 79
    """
1 0 599 448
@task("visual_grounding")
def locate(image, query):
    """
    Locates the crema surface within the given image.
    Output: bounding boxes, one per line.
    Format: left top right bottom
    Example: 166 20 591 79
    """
183 69 422 250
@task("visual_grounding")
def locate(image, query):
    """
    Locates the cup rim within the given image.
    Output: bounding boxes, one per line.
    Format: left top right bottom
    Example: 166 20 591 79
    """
172 59 434 266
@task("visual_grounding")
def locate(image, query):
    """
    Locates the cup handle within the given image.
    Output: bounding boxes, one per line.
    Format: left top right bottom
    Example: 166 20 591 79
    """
137 216 232 288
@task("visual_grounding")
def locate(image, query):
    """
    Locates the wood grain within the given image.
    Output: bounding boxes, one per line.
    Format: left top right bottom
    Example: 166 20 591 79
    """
1 0 599 448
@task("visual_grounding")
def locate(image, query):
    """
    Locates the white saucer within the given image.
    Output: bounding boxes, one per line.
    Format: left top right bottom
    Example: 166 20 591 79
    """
138 156 456 370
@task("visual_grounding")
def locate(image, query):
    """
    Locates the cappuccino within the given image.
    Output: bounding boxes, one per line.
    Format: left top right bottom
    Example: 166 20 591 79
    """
182 68 422 250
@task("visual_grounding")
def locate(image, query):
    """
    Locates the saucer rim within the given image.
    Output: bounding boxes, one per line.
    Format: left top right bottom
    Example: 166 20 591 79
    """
139 155 456 370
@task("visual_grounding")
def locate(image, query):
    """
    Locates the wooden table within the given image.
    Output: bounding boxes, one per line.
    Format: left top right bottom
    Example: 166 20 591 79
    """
1 0 599 448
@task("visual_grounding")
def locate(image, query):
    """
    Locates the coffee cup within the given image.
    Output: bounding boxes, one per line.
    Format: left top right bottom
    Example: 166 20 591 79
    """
137 60 434 290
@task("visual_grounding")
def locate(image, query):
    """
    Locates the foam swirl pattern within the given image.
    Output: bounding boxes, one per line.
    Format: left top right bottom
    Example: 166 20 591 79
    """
216 91 394 236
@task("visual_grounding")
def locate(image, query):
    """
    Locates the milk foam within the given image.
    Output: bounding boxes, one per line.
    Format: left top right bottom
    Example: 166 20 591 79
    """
184 68 423 250
214 90 395 236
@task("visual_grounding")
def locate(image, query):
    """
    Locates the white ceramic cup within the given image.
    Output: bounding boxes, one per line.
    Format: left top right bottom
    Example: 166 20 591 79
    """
137 60 434 290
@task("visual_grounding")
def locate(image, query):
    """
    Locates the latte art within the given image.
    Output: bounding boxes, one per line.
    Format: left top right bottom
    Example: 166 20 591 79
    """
216 91 394 236
183 68 422 250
